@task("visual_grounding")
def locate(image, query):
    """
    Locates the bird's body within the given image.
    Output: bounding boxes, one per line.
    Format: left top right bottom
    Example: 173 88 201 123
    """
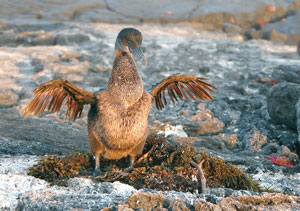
24 28 216 175
88 51 152 161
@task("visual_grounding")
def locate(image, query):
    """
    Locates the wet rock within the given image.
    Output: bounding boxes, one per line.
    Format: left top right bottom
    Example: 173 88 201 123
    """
18 179 137 210
239 129 268 151
0 30 56 46
31 58 44 73
218 133 238 148
296 100 300 156
127 192 167 210
194 198 221 211
248 130 268 151
271 65 300 85
55 33 90 45
222 23 243 34
277 145 298 162
194 193 300 210
190 103 224 135
267 83 300 130
263 30 287 43
172 136 226 151
0 89 19 106
262 10 300 45
244 28 263 40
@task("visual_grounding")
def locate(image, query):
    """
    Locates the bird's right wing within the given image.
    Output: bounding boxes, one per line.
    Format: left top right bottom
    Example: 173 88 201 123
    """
24 79 96 121
150 74 216 110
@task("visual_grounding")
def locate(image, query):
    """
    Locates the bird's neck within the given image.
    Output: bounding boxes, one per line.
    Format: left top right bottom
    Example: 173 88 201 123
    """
107 50 144 107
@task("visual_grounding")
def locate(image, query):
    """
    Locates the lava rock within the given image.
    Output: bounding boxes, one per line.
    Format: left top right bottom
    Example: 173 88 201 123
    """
263 30 287 43
244 28 263 40
190 103 224 135
55 33 90 45
0 90 19 106
267 82 300 130
222 23 243 34
240 129 268 151
272 65 300 85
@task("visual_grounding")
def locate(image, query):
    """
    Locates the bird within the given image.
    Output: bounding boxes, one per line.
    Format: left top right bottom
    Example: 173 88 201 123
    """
24 28 216 176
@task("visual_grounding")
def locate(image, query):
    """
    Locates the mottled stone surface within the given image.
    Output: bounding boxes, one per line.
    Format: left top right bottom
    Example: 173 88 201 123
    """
267 82 300 130
0 0 299 44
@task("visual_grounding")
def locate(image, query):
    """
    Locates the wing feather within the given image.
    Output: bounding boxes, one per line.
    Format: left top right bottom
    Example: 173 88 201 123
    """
178 82 190 102
24 79 96 121
150 74 216 110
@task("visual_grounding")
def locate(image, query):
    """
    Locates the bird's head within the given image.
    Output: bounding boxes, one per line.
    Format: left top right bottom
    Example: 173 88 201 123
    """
115 28 147 66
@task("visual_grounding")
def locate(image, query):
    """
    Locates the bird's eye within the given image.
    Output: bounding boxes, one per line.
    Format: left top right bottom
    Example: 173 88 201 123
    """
128 40 132 45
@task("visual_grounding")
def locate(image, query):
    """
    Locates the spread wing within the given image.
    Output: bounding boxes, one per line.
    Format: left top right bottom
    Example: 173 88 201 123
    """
24 79 96 121
150 74 216 110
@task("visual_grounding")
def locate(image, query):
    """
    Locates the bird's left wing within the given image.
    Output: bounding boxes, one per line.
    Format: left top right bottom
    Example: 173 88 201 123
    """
24 79 96 121
150 74 216 110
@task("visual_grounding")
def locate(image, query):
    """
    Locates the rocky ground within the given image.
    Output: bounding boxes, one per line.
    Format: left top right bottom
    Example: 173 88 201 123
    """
0 0 300 210
0 0 299 45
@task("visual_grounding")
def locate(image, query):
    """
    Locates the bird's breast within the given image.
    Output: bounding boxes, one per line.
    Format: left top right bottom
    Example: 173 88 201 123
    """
89 91 152 151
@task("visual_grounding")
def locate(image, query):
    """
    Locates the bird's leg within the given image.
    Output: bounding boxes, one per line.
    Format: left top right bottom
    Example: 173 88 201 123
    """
129 155 136 167
93 152 102 177
122 155 135 173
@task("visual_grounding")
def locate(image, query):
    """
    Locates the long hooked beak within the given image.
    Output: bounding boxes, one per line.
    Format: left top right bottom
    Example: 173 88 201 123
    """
131 47 148 66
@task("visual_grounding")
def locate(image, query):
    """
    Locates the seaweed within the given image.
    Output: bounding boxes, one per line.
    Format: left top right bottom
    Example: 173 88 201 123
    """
28 152 92 186
28 134 263 193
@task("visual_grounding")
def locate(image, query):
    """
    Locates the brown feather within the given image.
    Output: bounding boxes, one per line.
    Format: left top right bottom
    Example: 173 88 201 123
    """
173 82 183 100
33 94 47 118
150 74 216 110
169 84 178 101
166 86 176 105
186 82 205 101
38 91 53 117
161 89 167 106
47 89 58 111
178 82 190 102
181 83 198 102
157 92 163 109
24 79 96 121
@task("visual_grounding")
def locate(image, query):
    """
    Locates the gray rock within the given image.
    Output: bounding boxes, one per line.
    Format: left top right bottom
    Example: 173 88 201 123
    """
222 23 243 34
262 10 300 45
0 89 19 106
271 65 300 85
263 29 287 43
296 99 300 155
55 33 90 45
244 28 263 40
18 179 138 210
267 82 300 130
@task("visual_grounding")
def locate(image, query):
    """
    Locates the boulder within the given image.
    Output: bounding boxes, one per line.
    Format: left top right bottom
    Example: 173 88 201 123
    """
222 23 243 34
263 29 287 43
267 83 300 130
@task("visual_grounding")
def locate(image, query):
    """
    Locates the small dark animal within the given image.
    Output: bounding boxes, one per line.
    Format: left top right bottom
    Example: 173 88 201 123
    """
24 28 216 176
